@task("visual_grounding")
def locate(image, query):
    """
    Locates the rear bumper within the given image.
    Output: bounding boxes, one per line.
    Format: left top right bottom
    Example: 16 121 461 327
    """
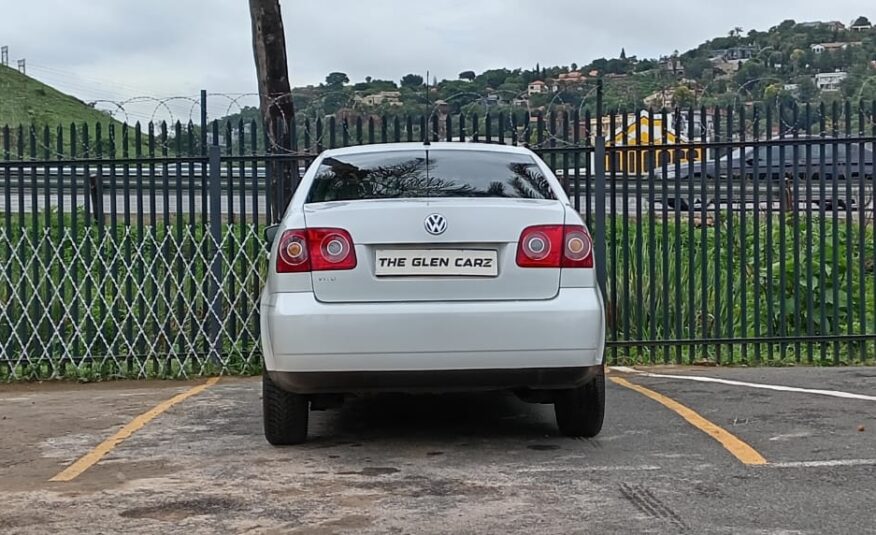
260 287 605 393
267 366 602 394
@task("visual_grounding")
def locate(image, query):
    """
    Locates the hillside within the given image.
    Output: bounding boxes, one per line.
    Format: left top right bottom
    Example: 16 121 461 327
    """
237 15 876 119
0 64 125 129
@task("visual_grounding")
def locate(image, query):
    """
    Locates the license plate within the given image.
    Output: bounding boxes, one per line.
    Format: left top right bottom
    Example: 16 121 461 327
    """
375 249 498 277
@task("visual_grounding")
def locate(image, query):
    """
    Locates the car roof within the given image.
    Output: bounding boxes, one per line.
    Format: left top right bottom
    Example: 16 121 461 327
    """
319 142 538 159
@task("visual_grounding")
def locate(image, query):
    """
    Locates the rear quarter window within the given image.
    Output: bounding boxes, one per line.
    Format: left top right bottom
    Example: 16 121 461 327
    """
306 149 556 203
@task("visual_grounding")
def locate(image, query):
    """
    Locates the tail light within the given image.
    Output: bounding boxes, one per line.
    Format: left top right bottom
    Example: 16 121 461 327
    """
276 228 357 273
516 225 593 268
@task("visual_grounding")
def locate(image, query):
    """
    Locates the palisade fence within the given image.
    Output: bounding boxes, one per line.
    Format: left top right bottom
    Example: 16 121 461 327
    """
1 89 876 381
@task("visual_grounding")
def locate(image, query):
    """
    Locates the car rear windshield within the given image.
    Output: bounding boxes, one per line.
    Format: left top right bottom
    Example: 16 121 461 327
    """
306 150 556 203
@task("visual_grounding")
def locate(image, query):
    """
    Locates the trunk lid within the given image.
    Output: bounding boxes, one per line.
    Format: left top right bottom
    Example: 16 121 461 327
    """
304 198 565 302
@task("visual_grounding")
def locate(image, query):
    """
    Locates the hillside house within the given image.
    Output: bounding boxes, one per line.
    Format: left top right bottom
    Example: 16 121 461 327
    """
815 71 848 92
811 42 862 54
354 91 403 107
712 46 758 62
527 80 547 95
798 21 846 31
658 56 684 75
512 96 529 108
557 71 587 87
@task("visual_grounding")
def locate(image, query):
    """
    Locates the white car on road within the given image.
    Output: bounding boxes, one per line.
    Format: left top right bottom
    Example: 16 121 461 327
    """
260 142 605 444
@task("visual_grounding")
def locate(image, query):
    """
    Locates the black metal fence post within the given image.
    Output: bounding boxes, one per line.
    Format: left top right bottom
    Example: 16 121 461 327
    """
208 145 223 365
594 135 607 298
200 90 208 155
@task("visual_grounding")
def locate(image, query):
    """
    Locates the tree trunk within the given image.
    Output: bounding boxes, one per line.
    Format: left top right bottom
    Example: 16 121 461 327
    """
248 0 295 219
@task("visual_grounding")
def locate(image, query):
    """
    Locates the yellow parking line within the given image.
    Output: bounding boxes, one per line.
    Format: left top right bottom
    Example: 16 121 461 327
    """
49 377 221 482
610 376 767 466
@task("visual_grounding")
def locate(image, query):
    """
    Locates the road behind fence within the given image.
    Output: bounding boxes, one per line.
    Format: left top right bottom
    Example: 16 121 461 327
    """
2 95 876 380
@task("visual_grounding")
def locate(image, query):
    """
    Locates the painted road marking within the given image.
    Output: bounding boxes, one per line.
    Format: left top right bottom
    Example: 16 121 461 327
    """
610 368 876 402
520 465 662 473
49 377 220 482
769 459 876 468
610 376 768 466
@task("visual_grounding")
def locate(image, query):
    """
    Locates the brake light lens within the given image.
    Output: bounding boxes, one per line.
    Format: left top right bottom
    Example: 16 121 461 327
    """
516 225 593 268
309 228 356 271
276 228 357 273
517 225 563 267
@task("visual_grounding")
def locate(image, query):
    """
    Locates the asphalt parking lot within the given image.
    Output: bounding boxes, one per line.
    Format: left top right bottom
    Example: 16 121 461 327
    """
1 367 875 534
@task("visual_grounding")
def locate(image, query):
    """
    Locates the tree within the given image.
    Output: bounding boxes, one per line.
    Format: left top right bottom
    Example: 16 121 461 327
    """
325 72 349 87
401 74 424 88
673 85 696 108
684 57 713 79
790 49 805 73
571 62 578 71
248 0 294 215
248 0 293 134
620 48 626 60
459 70 476 81
365 76 372 83
797 77 818 102
853 16 871 27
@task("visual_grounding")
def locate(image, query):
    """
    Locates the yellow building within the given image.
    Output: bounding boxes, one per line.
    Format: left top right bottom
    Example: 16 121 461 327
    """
603 111 704 174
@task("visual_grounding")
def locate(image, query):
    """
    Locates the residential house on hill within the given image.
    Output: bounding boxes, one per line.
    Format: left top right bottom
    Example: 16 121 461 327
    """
712 46 758 62
557 71 587 87
658 56 684 76
811 42 862 54
815 71 848 92
798 21 846 31
527 80 547 95
354 91 402 107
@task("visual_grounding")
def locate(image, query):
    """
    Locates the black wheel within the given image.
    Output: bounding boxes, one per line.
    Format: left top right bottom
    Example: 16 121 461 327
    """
554 366 605 438
263 373 309 445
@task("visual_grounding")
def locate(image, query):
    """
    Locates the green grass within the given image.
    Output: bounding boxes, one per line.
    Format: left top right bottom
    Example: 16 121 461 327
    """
0 65 153 157
0 65 127 131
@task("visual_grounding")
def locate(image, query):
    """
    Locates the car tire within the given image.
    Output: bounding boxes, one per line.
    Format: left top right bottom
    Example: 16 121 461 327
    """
554 366 605 438
263 373 309 446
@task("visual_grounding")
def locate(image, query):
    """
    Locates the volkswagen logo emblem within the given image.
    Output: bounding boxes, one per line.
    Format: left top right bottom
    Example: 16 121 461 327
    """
424 214 447 235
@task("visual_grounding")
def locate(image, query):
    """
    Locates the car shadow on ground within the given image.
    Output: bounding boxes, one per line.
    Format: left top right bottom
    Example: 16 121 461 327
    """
302 391 561 446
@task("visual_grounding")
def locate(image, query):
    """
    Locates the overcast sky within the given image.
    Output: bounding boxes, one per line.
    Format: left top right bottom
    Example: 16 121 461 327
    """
1 0 870 121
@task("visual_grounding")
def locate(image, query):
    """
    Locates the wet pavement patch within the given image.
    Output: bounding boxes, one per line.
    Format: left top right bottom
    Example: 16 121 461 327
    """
526 444 561 451
338 467 400 476
120 497 241 522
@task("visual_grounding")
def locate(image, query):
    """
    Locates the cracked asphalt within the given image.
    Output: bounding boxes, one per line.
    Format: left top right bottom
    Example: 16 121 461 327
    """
1 367 875 534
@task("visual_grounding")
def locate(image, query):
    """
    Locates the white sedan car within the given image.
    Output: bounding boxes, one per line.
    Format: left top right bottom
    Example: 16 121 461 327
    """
260 142 605 445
